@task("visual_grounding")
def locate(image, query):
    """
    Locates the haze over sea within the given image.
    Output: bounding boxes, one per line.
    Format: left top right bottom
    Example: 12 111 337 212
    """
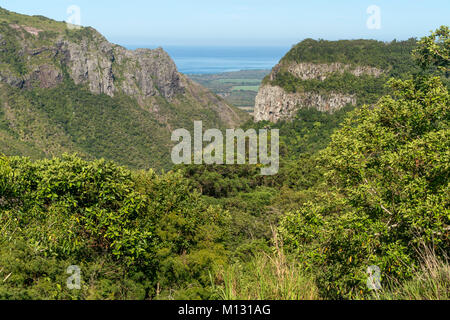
125 46 289 74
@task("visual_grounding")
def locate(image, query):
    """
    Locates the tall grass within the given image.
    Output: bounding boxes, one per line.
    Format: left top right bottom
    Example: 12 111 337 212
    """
214 235 449 300
214 230 320 300
373 245 449 300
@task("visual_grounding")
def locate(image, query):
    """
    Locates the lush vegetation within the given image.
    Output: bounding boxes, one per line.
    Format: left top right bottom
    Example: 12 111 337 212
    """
0 26 448 300
0 79 174 170
182 27 450 300
281 38 419 75
0 155 231 299
0 7 67 34
280 74 449 298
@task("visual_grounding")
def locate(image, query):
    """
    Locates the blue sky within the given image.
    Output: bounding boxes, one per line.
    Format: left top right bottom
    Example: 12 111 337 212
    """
1 0 449 46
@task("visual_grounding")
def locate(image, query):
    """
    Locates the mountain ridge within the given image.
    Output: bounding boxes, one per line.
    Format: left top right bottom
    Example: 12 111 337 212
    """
0 7 249 169
254 38 419 122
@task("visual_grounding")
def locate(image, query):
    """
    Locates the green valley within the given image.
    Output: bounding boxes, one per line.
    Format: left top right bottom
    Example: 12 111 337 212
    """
0 5 448 302
188 70 270 113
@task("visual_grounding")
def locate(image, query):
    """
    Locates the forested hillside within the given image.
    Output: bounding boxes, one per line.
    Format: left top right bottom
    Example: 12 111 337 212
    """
0 7 248 170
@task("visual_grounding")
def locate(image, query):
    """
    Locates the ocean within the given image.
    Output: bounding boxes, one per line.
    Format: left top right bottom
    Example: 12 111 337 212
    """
125 45 289 74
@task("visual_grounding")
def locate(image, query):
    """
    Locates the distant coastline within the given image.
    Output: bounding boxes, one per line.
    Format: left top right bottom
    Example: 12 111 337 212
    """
124 45 289 74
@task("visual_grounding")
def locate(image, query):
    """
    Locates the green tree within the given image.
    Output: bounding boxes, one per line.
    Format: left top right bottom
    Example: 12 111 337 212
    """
414 26 450 74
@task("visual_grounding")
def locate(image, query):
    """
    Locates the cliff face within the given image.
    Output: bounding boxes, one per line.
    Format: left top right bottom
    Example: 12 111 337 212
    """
254 85 357 123
255 60 384 122
61 36 184 100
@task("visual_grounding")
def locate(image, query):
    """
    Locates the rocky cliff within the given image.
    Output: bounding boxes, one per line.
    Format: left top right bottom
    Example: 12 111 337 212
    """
254 85 357 123
255 60 384 122
61 35 184 101
254 38 417 123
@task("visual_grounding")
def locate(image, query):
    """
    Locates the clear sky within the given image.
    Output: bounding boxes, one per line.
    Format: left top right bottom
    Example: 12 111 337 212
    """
1 0 449 46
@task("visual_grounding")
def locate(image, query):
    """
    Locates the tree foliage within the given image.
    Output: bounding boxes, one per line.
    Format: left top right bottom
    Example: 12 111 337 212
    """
414 26 450 74
0 155 230 299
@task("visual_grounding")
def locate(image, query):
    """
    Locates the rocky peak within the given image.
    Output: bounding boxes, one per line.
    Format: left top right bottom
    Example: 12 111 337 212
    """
0 8 248 130
58 29 184 101
252 37 422 123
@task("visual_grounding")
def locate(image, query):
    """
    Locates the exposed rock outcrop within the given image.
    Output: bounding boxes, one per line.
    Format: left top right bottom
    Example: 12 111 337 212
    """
255 60 384 122
58 31 184 100
26 65 63 89
0 71 24 88
254 85 357 122
285 62 384 81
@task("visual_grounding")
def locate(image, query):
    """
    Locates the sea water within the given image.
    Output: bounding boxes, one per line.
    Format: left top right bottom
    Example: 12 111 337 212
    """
125 45 289 74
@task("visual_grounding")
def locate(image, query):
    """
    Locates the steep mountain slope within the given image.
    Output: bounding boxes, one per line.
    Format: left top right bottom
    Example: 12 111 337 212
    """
254 38 419 122
0 7 249 169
